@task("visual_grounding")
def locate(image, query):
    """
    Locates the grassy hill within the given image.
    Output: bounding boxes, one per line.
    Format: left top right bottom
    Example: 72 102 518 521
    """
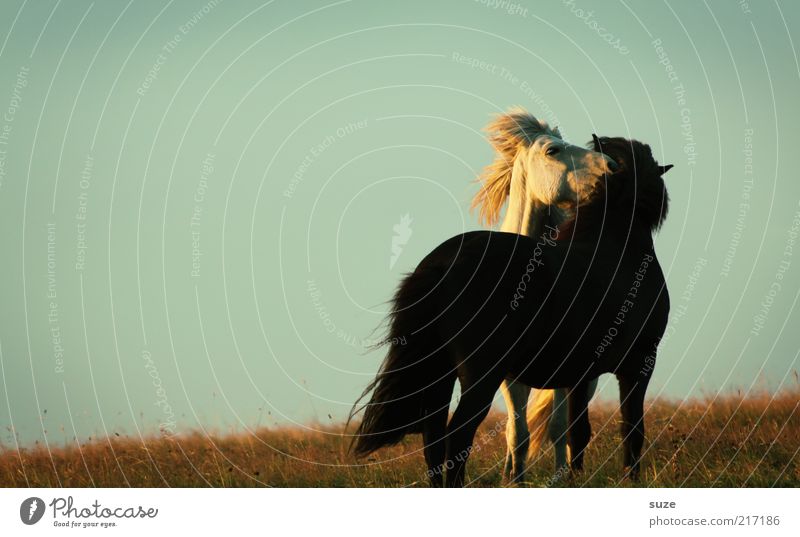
2 388 797 487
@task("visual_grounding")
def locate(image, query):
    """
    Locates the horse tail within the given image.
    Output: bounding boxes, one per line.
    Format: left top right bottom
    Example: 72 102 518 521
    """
349 265 452 457
526 388 555 457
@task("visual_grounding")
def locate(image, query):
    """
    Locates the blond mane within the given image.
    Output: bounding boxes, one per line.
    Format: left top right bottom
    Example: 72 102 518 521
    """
471 108 562 225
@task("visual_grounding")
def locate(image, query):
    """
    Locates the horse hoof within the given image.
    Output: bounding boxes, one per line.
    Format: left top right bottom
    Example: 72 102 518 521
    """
623 466 641 481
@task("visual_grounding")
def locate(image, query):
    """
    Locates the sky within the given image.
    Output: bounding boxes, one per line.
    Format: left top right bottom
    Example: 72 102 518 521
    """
0 0 799 445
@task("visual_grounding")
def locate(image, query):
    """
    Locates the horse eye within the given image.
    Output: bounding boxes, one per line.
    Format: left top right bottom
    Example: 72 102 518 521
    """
545 146 560 156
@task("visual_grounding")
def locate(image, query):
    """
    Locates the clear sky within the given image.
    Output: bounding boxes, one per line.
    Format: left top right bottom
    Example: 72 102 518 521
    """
0 0 798 445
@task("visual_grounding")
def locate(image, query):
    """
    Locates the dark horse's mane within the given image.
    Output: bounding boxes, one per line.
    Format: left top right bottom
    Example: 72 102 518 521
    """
561 136 671 240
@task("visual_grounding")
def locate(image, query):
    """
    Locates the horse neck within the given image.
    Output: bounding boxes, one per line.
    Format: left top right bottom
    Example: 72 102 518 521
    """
568 201 656 251
499 191 571 239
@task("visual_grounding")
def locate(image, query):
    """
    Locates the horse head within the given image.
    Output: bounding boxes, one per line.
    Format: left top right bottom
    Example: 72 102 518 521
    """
590 135 672 233
472 108 615 226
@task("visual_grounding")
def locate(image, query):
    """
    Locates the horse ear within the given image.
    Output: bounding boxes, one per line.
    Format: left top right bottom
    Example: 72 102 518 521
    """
659 164 674 175
591 134 602 152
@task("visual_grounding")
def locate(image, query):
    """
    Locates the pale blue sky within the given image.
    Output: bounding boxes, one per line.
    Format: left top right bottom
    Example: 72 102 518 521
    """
0 0 799 445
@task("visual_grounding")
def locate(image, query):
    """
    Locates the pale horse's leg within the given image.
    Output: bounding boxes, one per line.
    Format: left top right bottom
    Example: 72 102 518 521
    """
500 379 530 484
549 378 599 471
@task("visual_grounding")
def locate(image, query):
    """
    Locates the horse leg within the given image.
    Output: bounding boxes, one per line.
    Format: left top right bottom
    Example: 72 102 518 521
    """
567 381 592 473
422 374 456 487
444 379 498 487
555 377 598 471
500 381 514 480
500 380 530 484
548 388 569 472
617 373 649 480
586 377 599 400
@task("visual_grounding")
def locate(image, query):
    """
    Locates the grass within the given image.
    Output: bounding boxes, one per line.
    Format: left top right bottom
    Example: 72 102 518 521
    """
1 388 798 487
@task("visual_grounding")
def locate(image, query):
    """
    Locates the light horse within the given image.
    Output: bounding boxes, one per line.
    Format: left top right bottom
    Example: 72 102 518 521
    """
351 137 671 487
471 109 604 483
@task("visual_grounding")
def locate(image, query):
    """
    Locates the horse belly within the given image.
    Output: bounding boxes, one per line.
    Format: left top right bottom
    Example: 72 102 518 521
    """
509 349 595 389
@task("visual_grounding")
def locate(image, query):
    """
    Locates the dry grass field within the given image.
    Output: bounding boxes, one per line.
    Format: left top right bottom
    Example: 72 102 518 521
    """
2 388 798 487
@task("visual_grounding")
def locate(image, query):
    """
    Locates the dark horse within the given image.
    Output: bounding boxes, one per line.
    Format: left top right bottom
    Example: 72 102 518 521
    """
350 137 672 487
